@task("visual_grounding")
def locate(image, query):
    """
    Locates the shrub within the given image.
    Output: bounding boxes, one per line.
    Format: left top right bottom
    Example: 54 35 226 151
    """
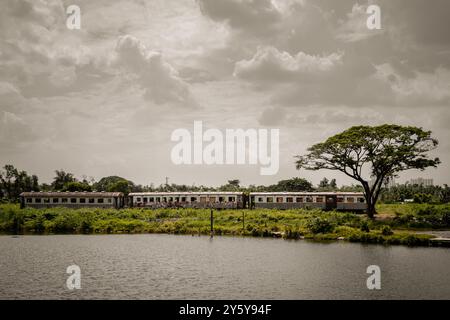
360 221 370 233
442 212 450 227
401 234 430 246
381 225 393 236
306 217 334 234
414 193 433 204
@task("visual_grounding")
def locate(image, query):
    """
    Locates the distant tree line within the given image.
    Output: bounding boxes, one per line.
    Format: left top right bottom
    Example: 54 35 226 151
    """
380 184 450 204
0 164 447 205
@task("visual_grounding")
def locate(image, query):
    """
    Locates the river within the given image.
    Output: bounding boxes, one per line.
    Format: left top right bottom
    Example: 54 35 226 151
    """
0 234 449 299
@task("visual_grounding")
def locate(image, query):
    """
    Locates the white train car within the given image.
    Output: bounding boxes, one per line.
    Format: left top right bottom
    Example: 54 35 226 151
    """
250 192 367 211
128 192 244 209
20 191 125 209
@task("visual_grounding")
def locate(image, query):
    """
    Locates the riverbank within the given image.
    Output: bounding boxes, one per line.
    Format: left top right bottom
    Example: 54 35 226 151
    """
1 203 449 247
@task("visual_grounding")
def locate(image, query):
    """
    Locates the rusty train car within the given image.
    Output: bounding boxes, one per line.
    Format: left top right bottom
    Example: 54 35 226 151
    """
20 191 367 212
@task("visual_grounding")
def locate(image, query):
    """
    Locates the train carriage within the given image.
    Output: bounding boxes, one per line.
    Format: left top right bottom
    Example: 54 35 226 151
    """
249 192 367 212
128 192 244 209
19 191 125 209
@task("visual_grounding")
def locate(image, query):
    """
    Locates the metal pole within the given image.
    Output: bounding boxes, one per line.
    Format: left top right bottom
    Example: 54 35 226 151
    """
210 208 214 238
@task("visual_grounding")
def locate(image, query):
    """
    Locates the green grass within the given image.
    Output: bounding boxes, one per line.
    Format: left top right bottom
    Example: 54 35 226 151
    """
0 203 448 247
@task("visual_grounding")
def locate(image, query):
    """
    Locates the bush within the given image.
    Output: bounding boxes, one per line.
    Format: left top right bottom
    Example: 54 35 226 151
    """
401 234 430 246
414 193 433 204
381 225 393 236
306 217 334 234
442 212 450 227
360 221 370 233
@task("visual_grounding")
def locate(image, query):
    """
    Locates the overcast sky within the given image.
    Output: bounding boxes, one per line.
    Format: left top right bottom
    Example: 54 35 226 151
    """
1 0 450 187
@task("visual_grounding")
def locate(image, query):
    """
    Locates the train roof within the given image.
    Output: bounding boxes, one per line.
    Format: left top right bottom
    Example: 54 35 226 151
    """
20 192 124 197
129 192 243 196
249 192 364 195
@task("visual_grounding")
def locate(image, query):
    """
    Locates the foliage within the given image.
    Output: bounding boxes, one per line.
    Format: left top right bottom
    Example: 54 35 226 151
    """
0 204 447 247
381 225 393 236
296 124 440 217
360 220 370 232
52 170 76 191
380 184 449 204
94 176 139 194
62 181 92 192
306 217 335 234
0 164 39 202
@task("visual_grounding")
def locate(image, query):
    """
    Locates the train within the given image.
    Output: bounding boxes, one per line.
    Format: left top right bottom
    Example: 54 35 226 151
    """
20 191 367 211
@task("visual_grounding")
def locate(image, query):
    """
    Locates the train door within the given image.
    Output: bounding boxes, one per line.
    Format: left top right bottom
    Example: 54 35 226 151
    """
325 195 337 211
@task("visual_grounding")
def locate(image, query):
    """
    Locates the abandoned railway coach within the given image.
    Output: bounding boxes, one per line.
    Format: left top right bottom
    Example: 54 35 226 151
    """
250 192 367 211
19 192 125 209
129 192 244 209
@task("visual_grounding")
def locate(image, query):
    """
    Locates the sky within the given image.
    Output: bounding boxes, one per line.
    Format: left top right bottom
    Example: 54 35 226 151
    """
1 0 450 187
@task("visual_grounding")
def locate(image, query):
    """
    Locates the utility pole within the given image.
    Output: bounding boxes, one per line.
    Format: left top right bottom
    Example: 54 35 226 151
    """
165 177 169 186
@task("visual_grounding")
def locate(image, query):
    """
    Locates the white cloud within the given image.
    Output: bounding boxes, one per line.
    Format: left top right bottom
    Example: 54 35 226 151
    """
335 3 384 43
374 63 450 106
234 46 343 82
115 35 198 106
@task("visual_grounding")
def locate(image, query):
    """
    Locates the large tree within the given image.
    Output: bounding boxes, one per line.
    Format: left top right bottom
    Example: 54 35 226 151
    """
0 164 39 201
52 170 76 190
295 125 440 218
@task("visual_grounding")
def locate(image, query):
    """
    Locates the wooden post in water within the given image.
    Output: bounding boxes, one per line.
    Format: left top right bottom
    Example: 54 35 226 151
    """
210 208 214 238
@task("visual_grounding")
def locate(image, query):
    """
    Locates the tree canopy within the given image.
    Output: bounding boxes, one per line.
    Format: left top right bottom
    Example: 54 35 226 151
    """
0 165 39 201
295 125 440 217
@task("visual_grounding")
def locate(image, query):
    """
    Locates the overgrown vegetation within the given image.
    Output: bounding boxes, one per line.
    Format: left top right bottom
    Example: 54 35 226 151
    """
1 203 449 247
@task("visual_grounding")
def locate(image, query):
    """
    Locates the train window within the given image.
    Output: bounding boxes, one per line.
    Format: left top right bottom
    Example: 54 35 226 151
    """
276 197 283 203
306 197 313 202
89 198 94 203
175 197 180 202
162 197 167 202
52 198 59 203
258 197 264 202
149 197 155 202
316 197 324 203
35 198 42 203
346 197 355 203
209 197 216 203
71 198 77 203
190 197 197 202
181 197 186 202
80 198 86 203
44 198 50 203
62 198 68 203
286 197 293 203
143 197 148 203
358 197 365 203
267 197 273 203
337 197 344 203
156 197 161 202
137 197 141 202
228 197 235 202
296 197 303 203
98 198 104 204
26 198 32 203
219 197 224 203
168 197 173 202
107 198 112 203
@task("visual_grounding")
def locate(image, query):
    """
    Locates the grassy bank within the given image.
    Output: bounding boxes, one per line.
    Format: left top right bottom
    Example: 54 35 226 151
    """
1 204 449 247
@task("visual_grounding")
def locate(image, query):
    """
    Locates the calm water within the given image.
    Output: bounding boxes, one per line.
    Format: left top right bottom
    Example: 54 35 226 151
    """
0 234 449 299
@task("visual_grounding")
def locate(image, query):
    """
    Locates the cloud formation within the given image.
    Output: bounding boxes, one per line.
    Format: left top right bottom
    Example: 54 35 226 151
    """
115 35 197 106
234 46 343 82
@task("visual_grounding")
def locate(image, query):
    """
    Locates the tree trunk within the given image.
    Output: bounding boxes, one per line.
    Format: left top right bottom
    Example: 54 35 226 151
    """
362 182 376 219
367 203 376 219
